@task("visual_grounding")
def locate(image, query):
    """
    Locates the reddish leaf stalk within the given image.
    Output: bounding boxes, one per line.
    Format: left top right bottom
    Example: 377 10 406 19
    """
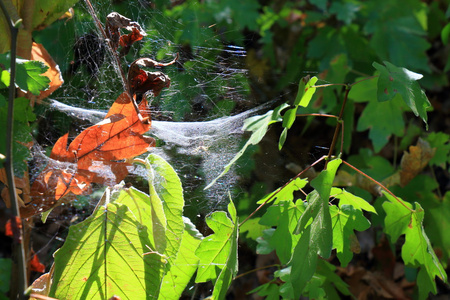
239 155 326 227
0 2 28 298
326 86 350 168
341 160 413 212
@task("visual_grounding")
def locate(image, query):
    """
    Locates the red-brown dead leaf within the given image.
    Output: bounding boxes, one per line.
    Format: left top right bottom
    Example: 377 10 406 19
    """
128 56 177 96
22 92 156 217
105 12 147 55
399 138 435 187
5 216 21 238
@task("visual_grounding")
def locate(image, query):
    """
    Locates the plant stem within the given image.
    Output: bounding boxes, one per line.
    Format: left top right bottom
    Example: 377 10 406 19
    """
239 155 326 227
325 86 350 168
341 160 413 211
0 2 28 299
234 264 280 280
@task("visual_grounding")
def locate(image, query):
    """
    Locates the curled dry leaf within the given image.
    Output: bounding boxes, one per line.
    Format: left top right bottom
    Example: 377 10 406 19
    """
128 55 178 96
399 138 435 187
105 12 147 55
22 92 156 218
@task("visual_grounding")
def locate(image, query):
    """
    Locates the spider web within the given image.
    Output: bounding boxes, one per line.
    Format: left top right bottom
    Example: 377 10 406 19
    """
30 0 271 223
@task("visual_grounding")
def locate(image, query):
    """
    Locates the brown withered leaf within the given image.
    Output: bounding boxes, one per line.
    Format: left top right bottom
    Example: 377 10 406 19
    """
399 138 435 187
128 55 178 96
105 12 147 55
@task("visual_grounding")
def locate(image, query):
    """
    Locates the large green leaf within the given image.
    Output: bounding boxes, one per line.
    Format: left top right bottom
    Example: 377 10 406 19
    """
50 202 167 299
145 154 185 266
205 103 288 189
373 61 430 128
195 201 238 292
330 205 371 267
290 159 341 298
382 192 447 300
32 0 79 31
159 217 203 299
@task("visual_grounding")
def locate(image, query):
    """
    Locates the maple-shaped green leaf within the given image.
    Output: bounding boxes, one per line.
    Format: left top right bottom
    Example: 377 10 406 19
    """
239 217 268 241
330 205 371 267
259 200 305 264
159 217 203 299
382 192 447 299
424 132 450 168
290 159 341 298
331 187 377 214
257 177 308 204
373 61 430 128
206 103 288 188
195 201 238 285
50 202 167 299
15 59 50 95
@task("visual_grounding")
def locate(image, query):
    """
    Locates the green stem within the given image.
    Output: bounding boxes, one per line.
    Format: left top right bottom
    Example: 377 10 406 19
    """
0 2 28 299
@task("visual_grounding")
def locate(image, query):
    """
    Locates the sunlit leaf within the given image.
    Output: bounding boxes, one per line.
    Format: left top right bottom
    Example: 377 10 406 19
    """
159 217 203 299
330 205 371 267
373 61 431 127
331 187 377 214
257 177 308 204
195 202 238 284
382 192 447 299
50 202 167 299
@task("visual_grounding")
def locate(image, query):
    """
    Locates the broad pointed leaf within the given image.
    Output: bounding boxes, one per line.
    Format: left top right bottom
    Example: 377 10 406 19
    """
50 202 167 299
331 187 377 213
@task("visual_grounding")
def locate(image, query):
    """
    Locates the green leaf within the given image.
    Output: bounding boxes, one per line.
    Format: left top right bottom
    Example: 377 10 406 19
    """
351 74 406 152
294 76 318 108
424 132 450 168
330 205 371 267
331 187 377 214
50 202 167 299
382 192 447 299
32 0 79 31
145 154 185 266
249 281 281 300
159 217 203 299
212 202 239 299
373 61 431 128
15 59 50 95
206 103 288 189
195 203 238 284
259 200 305 264
257 177 308 204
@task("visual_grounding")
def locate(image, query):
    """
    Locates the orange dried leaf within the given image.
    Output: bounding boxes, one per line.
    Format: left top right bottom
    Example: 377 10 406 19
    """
399 138 435 186
30 42 64 103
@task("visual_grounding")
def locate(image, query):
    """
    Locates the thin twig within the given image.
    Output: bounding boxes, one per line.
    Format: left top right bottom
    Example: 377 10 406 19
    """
350 75 378 87
0 2 28 299
326 86 350 168
234 264 280 280
341 160 413 211
239 155 327 227
314 83 347 88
